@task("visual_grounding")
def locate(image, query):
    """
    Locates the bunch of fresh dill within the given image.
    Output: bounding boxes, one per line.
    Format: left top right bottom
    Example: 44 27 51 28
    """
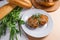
0 6 24 40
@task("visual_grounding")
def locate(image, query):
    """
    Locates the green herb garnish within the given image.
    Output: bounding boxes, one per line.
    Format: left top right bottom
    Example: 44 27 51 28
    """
32 13 41 19
0 6 24 40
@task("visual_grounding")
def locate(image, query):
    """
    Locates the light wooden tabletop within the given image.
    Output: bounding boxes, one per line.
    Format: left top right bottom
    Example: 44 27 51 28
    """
27 7 60 40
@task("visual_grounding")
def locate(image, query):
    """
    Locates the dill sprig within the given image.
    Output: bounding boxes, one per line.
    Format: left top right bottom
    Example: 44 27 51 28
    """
0 6 24 40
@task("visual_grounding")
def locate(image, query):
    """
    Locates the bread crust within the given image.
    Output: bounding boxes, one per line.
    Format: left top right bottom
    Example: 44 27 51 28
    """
0 3 16 20
8 0 32 8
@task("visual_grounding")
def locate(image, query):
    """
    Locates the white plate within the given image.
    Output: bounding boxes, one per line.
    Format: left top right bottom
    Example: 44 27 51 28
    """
21 9 53 38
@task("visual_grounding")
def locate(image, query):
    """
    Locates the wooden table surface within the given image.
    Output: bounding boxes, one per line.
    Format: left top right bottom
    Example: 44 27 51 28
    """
27 7 60 40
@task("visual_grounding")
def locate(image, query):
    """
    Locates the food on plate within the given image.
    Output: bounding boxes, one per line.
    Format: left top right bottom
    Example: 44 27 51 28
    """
8 0 32 8
27 14 48 28
35 0 55 7
27 16 39 28
0 3 16 20
39 14 48 25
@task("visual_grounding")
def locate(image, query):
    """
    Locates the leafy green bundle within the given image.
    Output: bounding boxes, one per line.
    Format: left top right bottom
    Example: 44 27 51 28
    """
0 6 24 40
